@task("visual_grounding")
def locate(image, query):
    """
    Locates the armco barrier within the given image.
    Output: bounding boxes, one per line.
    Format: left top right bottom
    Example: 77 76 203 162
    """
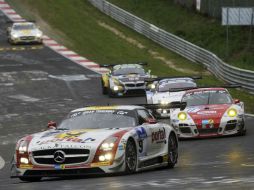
88 0 254 92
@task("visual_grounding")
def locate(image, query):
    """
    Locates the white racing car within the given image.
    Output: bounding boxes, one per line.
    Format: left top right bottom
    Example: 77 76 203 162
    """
146 77 199 118
11 104 185 182
7 22 43 44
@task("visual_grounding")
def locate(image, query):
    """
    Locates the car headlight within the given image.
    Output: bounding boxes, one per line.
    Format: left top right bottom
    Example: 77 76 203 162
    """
227 108 237 117
150 84 156 89
11 33 18 38
17 140 29 154
160 100 169 105
113 86 119 91
100 137 118 151
36 32 42 38
178 112 187 121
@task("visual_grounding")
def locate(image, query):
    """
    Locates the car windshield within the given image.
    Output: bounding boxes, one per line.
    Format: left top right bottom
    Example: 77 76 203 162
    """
158 82 196 92
113 68 145 76
58 109 137 130
13 24 36 30
182 90 232 106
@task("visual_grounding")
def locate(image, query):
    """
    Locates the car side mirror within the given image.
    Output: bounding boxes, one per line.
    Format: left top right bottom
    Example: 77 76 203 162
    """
146 118 157 124
47 121 57 130
234 99 240 104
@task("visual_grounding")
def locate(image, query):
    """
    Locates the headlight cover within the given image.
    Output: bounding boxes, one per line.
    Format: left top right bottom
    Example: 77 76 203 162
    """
227 108 237 117
160 100 169 105
100 137 118 151
17 140 29 154
178 112 187 121
11 32 19 38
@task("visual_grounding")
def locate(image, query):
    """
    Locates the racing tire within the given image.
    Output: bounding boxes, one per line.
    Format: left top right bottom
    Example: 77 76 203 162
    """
125 138 137 174
237 120 246 136
167 133 178 168
108 87 116 98
101 80 108 95
19 177 42 182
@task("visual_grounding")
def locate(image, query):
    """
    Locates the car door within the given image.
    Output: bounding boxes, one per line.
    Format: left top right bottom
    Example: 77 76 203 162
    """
136 109 165 157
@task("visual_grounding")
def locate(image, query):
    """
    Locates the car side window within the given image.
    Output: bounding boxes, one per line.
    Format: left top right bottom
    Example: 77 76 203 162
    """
137 109 153 125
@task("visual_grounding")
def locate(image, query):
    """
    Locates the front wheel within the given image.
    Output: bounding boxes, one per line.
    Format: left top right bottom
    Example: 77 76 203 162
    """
167 133 178 168
101 80 108 95
125 139 137 174
19 177 42 182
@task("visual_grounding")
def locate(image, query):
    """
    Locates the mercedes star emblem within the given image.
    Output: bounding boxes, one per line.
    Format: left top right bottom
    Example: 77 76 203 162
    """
54 150 66 164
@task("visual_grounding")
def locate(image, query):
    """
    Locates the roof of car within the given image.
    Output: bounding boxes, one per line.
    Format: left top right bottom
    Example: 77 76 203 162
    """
71 105 145 112
185 88 228 94
113 64 143 70
13 22 34 26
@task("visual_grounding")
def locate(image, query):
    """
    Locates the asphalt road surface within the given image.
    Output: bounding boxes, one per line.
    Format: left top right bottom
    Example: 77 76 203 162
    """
0 11 253 190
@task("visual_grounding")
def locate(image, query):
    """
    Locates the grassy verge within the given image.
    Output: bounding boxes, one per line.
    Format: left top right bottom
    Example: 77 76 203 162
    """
5 0 254 113
108 0 254 71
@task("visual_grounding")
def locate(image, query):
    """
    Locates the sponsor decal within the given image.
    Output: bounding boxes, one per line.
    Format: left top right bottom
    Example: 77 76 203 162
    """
37 137 95 145
152 128 166 143
186 107 201 113
55 130 87 138
135 127 147 139
19 164 33 169
197 110 217 115
118 144 125 151
91 161 110 167
202 119 214 129
54 164 65 170
163 155 168 162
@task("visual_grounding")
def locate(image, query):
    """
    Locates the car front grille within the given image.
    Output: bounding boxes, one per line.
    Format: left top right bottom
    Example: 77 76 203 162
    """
179 127 192 134
20 36 36 40
125 83 145 87
225 120 237 131
32 149 90 165
198 128 218 134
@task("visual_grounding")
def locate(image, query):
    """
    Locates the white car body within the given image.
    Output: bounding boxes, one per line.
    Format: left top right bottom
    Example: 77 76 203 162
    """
7 22 43 44
146 78 197 118
11 105 178 180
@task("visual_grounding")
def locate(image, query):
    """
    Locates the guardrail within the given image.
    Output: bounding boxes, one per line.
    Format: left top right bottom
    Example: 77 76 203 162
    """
88 0 254 92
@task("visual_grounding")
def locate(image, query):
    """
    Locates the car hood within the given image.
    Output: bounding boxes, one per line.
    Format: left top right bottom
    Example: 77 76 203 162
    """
152 91 185 103
28 128 130 152
186 104 231 128
13 29 41 37
114 74 147 83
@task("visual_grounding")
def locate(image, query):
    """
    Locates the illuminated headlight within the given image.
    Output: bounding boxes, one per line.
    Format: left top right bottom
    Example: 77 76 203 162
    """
150 84 156 89
36 32 42 38
100 137 117 151
20 157 29 164
11 33 18 38
162 109 167 114
178 112 187 121
227 108 237 117
160 100 169 105
18 140 28 154
113 86 119 91
98 153 112 161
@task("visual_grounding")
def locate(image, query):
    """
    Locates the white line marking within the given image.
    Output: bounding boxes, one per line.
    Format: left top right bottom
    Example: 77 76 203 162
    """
0 156 5 170
246 113 254 117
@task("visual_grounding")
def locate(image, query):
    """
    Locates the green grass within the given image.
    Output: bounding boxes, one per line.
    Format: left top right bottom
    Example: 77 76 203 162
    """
108 0 254 71
5 0 254 113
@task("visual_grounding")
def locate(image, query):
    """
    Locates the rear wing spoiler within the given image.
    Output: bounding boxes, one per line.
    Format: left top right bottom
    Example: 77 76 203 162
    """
161 84 242 93
100 62 148 68
144 76 202 82
137 101 187 111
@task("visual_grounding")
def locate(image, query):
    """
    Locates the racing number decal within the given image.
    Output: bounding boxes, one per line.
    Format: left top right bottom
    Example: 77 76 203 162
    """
135 127 147 154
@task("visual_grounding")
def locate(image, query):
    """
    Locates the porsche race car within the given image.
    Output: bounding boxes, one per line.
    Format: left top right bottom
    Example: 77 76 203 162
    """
101 63 154 97
7 22 43 44
11 104 185 181
146 77 199 118
170 87 246 138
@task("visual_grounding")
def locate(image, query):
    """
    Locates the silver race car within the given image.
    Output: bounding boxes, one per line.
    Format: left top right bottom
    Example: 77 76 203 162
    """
146 77 199 118
11 104 185 182
7 22 43 44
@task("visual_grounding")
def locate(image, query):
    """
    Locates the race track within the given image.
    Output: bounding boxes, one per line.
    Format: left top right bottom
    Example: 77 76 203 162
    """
0 10 254 190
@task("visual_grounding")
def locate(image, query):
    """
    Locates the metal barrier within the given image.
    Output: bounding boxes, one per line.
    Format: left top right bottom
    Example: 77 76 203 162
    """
88 0 254 92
